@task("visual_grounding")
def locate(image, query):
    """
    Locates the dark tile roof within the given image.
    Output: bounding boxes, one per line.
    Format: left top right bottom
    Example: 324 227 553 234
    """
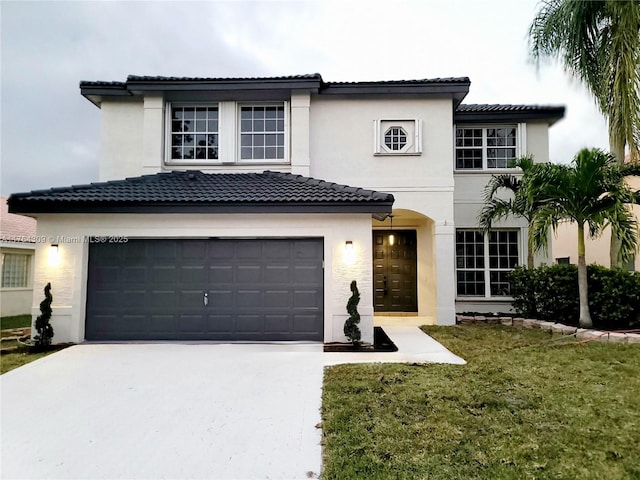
325 77 470 87
455 103 565 125
127 74 323 83
456 104 564 113
8 171 394 217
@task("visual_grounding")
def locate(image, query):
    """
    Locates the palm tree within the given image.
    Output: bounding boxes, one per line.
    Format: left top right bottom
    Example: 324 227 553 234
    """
529 0 640 266
527 148 639 328
478 156 540 268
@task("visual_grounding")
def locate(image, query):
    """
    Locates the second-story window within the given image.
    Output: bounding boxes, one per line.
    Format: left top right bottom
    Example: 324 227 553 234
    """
455 126 517 170
171 106 219 161
240 105 285 160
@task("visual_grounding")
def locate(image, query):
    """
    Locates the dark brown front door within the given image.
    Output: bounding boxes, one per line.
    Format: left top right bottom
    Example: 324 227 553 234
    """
373 230 417 312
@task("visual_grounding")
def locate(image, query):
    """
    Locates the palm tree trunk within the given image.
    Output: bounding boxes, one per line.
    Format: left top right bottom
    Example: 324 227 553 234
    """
527 232 535 269
577 223 593 328
609 134 626 268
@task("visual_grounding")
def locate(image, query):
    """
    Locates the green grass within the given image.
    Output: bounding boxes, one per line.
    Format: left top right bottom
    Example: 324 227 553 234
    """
321 325 640 480
1 349 54 374
0 314 32 330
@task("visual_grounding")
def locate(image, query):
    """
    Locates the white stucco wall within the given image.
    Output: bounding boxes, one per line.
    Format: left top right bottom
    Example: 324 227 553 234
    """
99 98 144 181
308 96 457 325
31 213 374 344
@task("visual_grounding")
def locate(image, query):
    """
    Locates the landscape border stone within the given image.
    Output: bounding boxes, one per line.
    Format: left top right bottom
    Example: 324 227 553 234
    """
455 314 640 344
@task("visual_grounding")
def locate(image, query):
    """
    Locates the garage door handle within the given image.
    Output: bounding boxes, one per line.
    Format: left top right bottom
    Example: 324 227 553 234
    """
203 293 209 306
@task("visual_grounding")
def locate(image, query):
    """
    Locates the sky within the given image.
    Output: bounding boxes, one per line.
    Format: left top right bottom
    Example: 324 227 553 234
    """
0 0 610 196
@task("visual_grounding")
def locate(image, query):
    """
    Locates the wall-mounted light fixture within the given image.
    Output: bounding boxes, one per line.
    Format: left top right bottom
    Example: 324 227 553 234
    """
49 244 60 267
388 214 395 246
343 240 355 265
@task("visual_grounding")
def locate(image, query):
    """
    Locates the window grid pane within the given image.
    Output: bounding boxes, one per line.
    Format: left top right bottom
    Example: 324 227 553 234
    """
455 230 485 296
171 106 218 160
240 106 285 160
488 230 519 296
384 127 408 151
455 126 517 169
1 253 29 288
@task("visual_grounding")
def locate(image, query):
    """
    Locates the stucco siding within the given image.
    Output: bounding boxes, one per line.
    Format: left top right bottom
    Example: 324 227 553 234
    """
309 97 454 191
32 213 374 344
99 99 144 181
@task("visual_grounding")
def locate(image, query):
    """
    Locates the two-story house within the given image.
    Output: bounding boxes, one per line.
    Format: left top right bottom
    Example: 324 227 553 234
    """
8 74 564 344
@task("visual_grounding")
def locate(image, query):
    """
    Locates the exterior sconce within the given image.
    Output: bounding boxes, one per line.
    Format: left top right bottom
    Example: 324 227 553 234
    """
343 240 355 264
49 244 60 266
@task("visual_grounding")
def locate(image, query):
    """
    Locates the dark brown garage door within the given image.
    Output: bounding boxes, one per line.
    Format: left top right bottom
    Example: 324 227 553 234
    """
86 238 324 341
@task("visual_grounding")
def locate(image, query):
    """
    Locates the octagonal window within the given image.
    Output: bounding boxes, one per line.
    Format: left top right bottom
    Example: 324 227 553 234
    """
384 127 407 151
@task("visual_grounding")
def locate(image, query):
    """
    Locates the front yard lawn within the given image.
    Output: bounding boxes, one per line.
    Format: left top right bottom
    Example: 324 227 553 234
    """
322 325 640 480
1 349 55 374
0 314 31 330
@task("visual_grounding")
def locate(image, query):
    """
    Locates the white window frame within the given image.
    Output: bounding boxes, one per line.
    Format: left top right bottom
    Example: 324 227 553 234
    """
237 102 289 164
455 228 521 299
164 101 290 166
373 119 422 155
1 252 31 289
454 123 525 171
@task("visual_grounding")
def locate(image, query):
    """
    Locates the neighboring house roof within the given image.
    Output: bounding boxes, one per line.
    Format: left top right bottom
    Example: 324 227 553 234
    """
0 196 37 243
80 73 471 106
455 103 565 125
7 171 394 218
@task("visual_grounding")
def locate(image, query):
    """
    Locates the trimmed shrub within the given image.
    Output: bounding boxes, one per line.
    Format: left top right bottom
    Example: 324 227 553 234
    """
509 265 640 330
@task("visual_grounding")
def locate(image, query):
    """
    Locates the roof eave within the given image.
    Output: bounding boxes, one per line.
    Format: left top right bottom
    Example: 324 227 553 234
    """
7 201 394 216
455 107 566 125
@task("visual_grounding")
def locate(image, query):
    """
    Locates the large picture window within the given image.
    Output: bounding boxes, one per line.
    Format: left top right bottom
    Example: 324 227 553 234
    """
456 229 519 297
1 253 30 288
455 126 517 170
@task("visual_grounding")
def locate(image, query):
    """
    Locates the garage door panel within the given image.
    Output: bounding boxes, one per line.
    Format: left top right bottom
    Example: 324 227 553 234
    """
150 290 176 309
293 265 322 284
180 265 206 283
149 315 175 333
87 238 323 341
265 265 290 283
178 315 205 333
264 315 290 333
237 265 262 283
152 266 178 283
206 314 234 333
122 291 146 308
293 315 324 337
264 290 290 308
178 290 203 308
236 315 261 332
237 290 261 307
236 242 262 259
123 266 146 283
209 265 233 283
210 290 234 308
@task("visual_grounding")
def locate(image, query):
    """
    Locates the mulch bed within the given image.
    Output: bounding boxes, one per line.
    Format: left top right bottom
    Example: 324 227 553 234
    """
324 326 398 352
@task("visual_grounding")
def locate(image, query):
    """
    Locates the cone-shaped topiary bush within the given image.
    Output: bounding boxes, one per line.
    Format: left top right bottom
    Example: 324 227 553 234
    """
34 282 54 348
343 280 361 345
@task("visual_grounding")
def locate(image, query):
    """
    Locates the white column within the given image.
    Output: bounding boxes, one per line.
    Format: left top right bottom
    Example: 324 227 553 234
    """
142 94 164 175
290 92 311 177
434 222 456 325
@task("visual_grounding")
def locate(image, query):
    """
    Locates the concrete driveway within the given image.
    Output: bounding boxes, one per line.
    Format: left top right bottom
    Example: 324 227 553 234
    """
1 344 325 480
1 327 463 480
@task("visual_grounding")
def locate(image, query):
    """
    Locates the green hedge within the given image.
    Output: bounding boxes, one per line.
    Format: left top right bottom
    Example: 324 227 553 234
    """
509 264 640 330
